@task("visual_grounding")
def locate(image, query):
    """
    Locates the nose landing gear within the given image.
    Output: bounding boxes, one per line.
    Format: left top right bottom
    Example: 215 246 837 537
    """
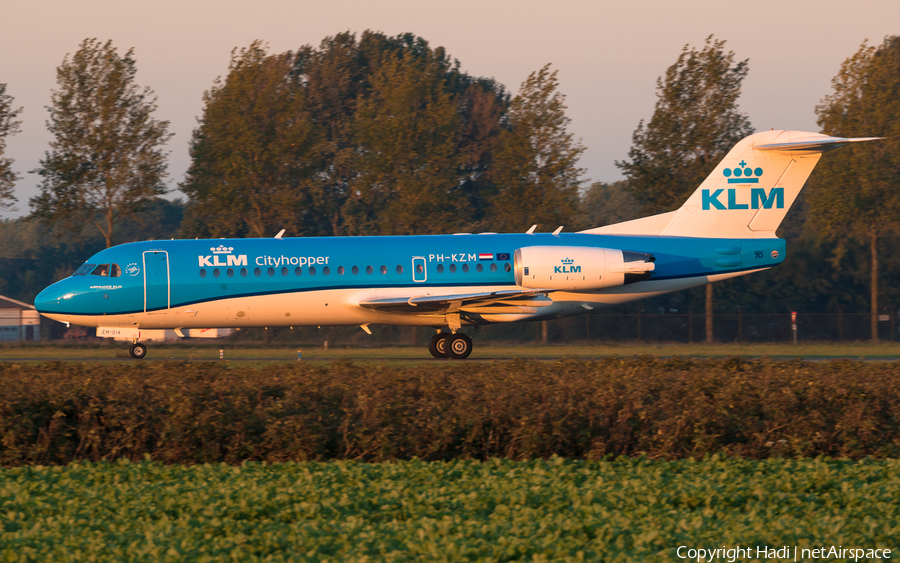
428 331 472 359
129 342 147 359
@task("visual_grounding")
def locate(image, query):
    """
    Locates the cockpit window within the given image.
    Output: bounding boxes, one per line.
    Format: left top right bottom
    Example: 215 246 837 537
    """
91 264 110 277
73 263 96 276
110 264 121 277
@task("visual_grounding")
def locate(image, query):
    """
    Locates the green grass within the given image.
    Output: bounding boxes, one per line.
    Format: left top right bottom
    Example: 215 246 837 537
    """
1 458 898 562
3 341 900 361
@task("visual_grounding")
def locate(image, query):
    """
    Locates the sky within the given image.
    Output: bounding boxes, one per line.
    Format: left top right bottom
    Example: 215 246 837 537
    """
1 0 898 220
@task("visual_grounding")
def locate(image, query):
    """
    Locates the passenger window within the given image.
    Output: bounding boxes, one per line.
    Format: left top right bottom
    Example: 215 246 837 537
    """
213 268 220 278
462 264 469 273
267 267 275 277
91 264 110 277
380 265 387 274
416 264 424 274
254 268 261 277
295 267 302 276
490 263 497 272
323 266 330 275
476 263 483 273
73 263 96 276
241 268 248 277
396 265 403 274
338 266 345 275
200 269 207 278
110 264 121 277
437 264 444 273
449 264 457 273
227 268 234 278
309 266 317 275
366 265 373 275
281 267 288 276
351 266 358 275
504 263 511 272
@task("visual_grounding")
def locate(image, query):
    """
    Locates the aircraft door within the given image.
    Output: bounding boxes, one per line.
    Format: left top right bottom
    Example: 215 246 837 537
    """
412 257 427 283
143 251 170 313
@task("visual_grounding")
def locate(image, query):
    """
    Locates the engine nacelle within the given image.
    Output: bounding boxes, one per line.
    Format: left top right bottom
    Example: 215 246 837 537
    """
514 246 655 291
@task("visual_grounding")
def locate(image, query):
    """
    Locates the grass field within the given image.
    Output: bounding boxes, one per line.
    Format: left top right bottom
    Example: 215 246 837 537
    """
1 458 897 562
3 341 900 362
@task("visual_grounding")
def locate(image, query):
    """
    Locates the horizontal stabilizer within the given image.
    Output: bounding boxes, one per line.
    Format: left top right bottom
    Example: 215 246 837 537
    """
756 136 882 153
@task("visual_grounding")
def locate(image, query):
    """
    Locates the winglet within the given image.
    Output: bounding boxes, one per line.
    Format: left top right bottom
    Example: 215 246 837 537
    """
274 229 286 239
526 225 537 234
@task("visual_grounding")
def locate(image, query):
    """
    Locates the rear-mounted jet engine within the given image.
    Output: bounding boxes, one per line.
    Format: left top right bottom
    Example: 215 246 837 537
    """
514 246 655 291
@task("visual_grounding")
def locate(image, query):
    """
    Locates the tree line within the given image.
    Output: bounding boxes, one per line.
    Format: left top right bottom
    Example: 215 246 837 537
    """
1 32 898 340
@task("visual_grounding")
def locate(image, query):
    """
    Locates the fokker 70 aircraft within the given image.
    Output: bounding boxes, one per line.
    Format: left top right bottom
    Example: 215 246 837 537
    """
35 130 877 359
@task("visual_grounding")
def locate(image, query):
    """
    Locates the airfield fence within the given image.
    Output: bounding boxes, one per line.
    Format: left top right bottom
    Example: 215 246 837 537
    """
572 311 898 343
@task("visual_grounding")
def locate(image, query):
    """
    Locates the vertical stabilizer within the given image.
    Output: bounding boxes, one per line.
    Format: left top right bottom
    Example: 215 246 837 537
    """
582 130 880 238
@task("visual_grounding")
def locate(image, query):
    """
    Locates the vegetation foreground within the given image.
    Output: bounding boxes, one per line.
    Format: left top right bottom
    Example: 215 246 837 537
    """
1 457 898 562
2 358 900 464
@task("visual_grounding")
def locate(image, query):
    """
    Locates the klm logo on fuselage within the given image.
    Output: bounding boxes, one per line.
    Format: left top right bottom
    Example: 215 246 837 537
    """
554 257 581 274
198 245 248 267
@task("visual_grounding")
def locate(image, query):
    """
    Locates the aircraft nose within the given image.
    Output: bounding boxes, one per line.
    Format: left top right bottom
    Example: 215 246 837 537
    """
33 282 75 314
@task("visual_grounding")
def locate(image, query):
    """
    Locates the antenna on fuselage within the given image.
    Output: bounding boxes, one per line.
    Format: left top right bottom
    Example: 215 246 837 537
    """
274 229 286 239
526 225 537 234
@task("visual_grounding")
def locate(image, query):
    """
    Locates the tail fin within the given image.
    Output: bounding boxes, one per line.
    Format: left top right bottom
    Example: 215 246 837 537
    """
582 130 880 238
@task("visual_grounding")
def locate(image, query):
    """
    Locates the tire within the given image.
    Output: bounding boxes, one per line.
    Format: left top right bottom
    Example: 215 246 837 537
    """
428 333 448 358
447 333 472 359
130 343 147 359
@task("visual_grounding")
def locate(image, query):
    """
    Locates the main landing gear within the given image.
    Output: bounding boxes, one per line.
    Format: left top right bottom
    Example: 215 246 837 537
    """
428 331 472 359
129 342 147 359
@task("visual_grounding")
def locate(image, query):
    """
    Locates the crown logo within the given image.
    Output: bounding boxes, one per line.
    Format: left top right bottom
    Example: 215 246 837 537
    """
723 160 762 184
561 257 574 265
211 245 234 254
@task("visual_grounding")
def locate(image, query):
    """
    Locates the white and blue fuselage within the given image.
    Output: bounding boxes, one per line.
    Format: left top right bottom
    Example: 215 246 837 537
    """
35 232 781 329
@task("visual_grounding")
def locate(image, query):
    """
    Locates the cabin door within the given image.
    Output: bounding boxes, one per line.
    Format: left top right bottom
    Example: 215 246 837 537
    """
143 251 170 313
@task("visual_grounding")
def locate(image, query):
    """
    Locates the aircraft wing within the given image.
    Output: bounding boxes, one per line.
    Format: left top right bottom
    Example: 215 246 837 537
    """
358 289 553 314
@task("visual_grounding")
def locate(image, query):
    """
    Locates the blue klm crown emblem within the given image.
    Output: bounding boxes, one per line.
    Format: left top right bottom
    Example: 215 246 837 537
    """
723 161 762 184
561 257 574 265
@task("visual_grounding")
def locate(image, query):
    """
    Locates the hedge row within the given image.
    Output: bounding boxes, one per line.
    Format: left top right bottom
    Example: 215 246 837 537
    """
1 357 899 465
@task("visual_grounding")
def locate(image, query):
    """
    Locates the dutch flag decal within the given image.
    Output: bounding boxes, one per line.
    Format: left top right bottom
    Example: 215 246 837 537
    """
478 253 494 261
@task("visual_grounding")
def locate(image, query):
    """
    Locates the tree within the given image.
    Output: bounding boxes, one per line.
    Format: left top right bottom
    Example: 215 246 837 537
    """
616 36 753 342
182 32 507 238
31 39 171 248
808 36 900 342
0 83 23 212
489 64 584 232
348 49 466 235
298 31 505 236
180 42 316 238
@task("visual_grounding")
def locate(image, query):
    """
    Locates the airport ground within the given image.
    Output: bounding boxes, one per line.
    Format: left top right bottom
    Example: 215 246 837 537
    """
3 340 900 363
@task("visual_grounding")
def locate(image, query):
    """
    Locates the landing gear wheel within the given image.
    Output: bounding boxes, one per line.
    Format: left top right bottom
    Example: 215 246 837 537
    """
428 333 449 358
447 333 473 359
130 342 147 359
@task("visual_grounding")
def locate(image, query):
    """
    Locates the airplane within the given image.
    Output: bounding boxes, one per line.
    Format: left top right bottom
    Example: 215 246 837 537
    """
34 130 878 359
